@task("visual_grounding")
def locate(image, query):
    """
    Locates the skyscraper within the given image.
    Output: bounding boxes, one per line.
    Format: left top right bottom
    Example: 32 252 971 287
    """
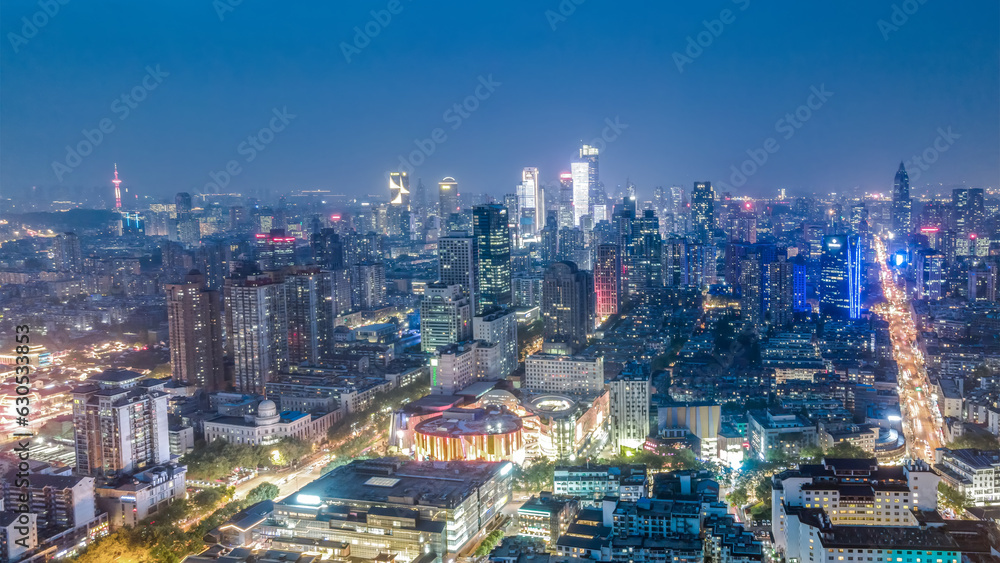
350 262 387 310
165 270 225 392
439 177 459 218
225 274 288 394
472 308 518 380
571 161 590 227
542 261 594 355
285 267 335 366
517 167 542 235
820 235 863 320
952 188 985 237
473 204 512 314
580 143 600 212
892 162 912 237
255 229 296 271
609 364 651 451
669 185 685 233
740 256 764 332
389 171 410 207
558 173 575 229
438 231 477 302
420 283 473 353
691 181 715 244
311 228 344 269
594 243 621 319
767 255 795 327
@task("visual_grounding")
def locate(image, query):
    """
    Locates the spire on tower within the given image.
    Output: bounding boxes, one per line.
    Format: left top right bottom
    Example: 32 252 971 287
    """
112 163 123 209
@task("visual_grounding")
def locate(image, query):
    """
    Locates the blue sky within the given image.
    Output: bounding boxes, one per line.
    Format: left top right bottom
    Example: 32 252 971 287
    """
1 0 997 202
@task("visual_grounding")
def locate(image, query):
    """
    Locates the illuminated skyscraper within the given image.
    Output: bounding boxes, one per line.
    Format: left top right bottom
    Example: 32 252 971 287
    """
225 274 288 395
420 283 472 353
820 234 863 320
670 185 685 233
285 267 335 366
517 167 542 235
580 143 600 214
166 270 225 392
255 229 296 271
438 231 477 302
691 181 715 244
439 177 459 217
952 187 985 237
571 161 590 227
594 243 621 319
473 204 512 314
892 162 912 237
558 173 575 229
389 171 410 207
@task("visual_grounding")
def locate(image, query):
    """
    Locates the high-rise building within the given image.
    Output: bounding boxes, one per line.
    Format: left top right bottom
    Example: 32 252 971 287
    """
542 261 594 355
389 171 410 207
350 262 387 310
473 204 512 314
969 264 997 302
225 274 288 394
767 255 795 327
662 237 687 287
594 244 621 319
953 187 985 237
691 181 715 244
571 161 590 227
73 370 170 478
52 232 82 273
255 229 296 271
820 235 863 320
915 249 945 300
420 283 473 353
891 162 912 237
580 143 600 213
310 228 344 269
165 270 225 392
518 167 542 235
524 354 604 395
609 364 651 451
343 231 383 266
439 177 460 218
473 307 519 380
285 267 335 366
438 231 477 302
740 256 765 332
669 186 685 234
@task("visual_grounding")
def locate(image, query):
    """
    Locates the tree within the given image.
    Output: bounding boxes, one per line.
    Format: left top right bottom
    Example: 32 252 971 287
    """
516 458 555 492
947 433 1000 450
245 482 280 504
826 442 871 459
938 482 972 515
798 445 824 463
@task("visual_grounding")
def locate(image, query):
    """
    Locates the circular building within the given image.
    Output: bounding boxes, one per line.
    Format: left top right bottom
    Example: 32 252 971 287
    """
414 407 524 463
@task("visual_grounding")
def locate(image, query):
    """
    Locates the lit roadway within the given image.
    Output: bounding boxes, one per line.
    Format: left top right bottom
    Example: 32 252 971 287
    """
873 237 944 461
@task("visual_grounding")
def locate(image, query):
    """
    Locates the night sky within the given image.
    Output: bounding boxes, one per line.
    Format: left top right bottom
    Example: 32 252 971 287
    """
2 0 997 202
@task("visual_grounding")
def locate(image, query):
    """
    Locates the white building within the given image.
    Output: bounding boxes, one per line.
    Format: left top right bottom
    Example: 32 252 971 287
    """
432 343 478 395
525 354 604 395
473 307 518 379
935 448 1000 506
609 368 651 451
96 463 187 530
203 399 337 446
0 511 36 562
571 161 590 227
72 370 171 479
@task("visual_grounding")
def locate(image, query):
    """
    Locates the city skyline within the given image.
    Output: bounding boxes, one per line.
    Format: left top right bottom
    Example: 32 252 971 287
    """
1 1 998 202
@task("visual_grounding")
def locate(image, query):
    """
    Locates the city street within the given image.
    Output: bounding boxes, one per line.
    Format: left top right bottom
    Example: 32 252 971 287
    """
874 237 944 461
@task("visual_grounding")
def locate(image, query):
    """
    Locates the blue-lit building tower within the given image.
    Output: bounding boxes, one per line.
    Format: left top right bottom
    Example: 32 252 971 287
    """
820 234 864 320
